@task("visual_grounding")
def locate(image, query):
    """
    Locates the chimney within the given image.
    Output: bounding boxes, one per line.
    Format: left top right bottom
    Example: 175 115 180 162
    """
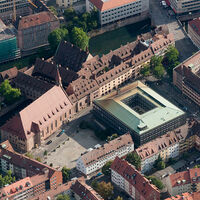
42 168 49 177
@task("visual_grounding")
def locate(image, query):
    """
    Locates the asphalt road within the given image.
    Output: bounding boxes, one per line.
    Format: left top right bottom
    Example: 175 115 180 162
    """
150 0 198 61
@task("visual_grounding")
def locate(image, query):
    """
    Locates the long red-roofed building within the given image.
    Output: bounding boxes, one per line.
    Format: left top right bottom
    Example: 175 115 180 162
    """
86 0 149 25
0 85 73 152
111 157 160 200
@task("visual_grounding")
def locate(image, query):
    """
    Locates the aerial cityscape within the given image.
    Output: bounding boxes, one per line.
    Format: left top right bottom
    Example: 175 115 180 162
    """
0 0 199 199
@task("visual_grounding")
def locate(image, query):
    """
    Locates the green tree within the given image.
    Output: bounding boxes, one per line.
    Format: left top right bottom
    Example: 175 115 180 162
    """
49 6 58 16
91 180 98 190
157 160 166 170
36 157 41 162
61 167 71 183
71 27 89 51
48 28 69 51
44 150 48 156
153 65 165 79
56 194 70 200
96 181 113 200
154 155 165 170
140 63 150 76
0 79 12 95
64 8 76 21
115 196 123 200
107 133 118 142
146 176 164 190
150 55 163 69
0 170 16 188
0 80 21 105
126 152 141 170
164 45 179 77
165 45 179 65
102 161 113 176
25 152 34 159
0 175 4 188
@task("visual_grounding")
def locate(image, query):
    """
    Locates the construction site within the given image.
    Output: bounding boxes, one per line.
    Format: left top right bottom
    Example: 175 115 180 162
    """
0 0 60 63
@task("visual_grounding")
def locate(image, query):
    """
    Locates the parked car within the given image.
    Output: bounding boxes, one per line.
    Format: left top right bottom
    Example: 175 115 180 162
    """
57 130 65 137
96 172 103 177
46 140 52 145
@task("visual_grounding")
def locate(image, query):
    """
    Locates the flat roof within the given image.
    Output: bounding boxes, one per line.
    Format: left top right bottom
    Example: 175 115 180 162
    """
94 81 185 135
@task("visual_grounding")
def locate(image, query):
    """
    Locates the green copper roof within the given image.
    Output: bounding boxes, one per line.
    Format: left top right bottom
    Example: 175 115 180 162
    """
94 81 185 135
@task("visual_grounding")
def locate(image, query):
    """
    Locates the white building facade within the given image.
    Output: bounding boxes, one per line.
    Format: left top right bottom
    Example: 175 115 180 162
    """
86 0 149 26
76 133 134 175
136 132 180 174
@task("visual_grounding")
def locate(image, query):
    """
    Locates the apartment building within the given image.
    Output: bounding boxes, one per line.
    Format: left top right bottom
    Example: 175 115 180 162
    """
136 131 180 173
56 0 80 8
0 0 29 21
17 11 60 53
93 81 186 147
168 0 200 15
76 133 134 175
165 191 200 200
0 140 62 200
66 27 174 112
166 168 200 196
86 0 149 26
1 85 73 152
173 51 200 106
71 179 104 200
111 157 160 200
188 18 200 49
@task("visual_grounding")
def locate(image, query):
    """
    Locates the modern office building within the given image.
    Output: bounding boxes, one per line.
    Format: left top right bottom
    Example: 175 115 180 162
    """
0 0 29 21
93 81 186 146
168 0 200 15
173 51 200 106
111 157 160 200
0 19 20 63
86 0 149 25
188 18 200 49
76 133 134 175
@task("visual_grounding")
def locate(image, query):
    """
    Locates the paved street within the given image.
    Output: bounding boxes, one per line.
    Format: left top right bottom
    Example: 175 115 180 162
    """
150 0 198 61
147 80 200 116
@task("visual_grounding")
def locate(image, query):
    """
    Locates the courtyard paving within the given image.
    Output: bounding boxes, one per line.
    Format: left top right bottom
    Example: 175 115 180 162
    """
43 128 104 169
